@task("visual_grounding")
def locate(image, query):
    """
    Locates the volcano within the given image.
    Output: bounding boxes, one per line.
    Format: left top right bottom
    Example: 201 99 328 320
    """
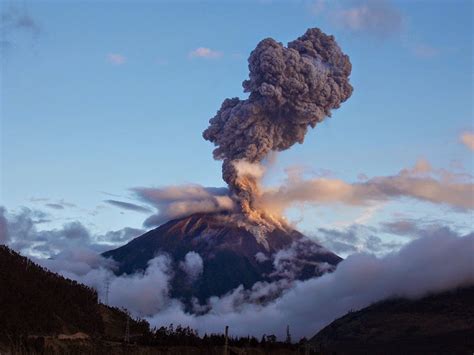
103 212 342 304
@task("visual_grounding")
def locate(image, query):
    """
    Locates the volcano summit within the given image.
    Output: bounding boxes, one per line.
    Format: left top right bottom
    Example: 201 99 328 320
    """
103 212 342 305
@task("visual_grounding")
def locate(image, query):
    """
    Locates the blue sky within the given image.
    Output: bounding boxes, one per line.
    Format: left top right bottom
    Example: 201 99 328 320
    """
1 0 472 251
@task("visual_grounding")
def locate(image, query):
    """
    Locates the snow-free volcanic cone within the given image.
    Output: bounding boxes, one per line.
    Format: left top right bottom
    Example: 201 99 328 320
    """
203 28 353 226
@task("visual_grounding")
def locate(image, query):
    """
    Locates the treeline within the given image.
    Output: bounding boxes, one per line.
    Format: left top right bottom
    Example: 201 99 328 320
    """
0 245 103 340
133 324 304 350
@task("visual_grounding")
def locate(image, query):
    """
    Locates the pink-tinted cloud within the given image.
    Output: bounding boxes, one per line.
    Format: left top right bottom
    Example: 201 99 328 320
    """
460 131 474 151
259 160 474 215
107 53 126 65
132 185 234 227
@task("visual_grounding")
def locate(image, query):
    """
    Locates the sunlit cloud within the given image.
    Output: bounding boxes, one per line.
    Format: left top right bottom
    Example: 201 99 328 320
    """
460 131 474 151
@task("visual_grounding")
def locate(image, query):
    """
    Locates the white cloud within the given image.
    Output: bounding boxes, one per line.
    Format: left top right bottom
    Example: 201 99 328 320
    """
109 255 172 316
314 0 402 37
40 253 172 317
255 252 269 263
179 251 204 282
189 47 222 59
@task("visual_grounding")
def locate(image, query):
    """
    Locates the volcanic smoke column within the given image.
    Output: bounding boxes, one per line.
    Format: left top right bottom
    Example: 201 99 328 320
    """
203 28 353 222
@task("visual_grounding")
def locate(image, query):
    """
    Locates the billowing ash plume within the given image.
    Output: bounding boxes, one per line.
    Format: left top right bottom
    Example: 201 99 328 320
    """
203 28 353 222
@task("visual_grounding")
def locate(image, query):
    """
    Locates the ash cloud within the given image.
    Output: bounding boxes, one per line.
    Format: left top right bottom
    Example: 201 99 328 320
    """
203 28 352 219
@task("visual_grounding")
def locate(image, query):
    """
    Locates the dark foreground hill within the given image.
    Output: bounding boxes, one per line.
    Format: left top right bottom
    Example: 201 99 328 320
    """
0 245 102 338
0 245 149 351
103 212 342 304
309 286 474 355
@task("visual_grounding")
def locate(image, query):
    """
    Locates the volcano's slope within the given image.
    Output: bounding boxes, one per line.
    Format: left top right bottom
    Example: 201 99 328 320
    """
103 212 342 303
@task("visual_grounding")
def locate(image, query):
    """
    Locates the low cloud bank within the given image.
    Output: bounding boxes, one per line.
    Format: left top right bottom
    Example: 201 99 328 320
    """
35 228 474 340
145 231 473 338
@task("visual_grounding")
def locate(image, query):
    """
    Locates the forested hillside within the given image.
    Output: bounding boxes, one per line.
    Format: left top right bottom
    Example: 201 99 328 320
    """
0 245 104 339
